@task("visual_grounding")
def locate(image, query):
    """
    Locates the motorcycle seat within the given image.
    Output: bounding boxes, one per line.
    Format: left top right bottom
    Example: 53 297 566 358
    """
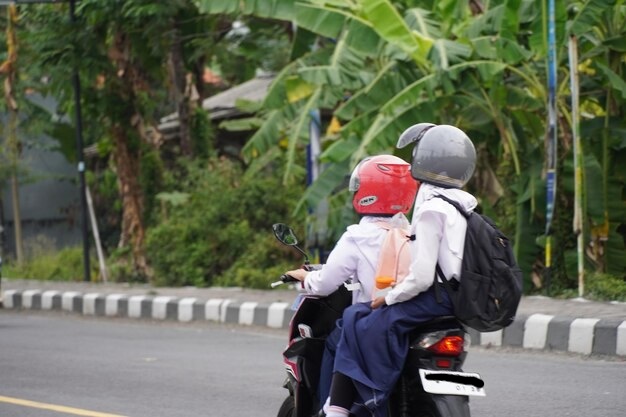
409 315 463 335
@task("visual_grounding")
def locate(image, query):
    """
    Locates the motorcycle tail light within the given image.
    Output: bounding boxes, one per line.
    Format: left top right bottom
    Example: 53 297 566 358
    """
435 359 452 368
426 335 464 356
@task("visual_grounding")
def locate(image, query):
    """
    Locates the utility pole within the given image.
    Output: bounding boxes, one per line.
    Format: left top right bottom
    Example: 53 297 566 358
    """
69 0 90 282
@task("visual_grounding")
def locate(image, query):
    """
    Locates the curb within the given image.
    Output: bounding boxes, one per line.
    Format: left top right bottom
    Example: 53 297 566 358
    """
3 289 625 358
2 289 293 330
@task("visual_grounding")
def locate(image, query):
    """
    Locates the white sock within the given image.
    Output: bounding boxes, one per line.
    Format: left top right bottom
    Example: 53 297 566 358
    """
325 405 350 417
322 396 330 414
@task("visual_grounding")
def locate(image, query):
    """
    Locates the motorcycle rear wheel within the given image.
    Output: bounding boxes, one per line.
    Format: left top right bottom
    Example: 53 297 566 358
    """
277 395 296 417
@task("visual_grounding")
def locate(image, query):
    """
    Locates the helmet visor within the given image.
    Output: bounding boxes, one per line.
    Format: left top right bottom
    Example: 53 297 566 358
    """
348 157 371 192
396 123 436 149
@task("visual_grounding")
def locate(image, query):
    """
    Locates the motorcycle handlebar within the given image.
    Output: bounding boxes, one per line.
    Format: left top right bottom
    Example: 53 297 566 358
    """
270 273 298 288
270 265 322 288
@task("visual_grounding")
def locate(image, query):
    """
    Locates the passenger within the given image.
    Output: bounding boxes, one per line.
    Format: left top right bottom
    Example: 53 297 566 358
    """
325 124 478 417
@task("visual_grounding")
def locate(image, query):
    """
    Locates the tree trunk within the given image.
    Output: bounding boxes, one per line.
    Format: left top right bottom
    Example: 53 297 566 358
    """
107 30 158 280
2 6 23 265
167 22 194 157
192 59 207 101
111 126 151 279
9 157 23 265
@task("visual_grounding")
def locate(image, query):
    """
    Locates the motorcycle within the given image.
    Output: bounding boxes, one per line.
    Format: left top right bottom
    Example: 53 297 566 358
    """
272 223 485 417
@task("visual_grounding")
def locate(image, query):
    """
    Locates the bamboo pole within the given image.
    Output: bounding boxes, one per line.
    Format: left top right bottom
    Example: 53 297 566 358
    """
86 187 108 283
544 0 558 294
568 34 584 298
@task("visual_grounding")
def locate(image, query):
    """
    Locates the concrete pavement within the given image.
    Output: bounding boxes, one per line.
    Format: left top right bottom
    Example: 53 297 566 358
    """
2 278 625 358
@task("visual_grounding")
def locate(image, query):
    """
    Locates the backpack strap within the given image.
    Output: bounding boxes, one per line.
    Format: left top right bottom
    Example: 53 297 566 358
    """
432 195 467 303
434 271 442 303
433 194 470 219
435 263 452 303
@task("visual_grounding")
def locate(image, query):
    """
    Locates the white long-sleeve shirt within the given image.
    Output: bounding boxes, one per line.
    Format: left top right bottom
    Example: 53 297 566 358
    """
302 214 409 304
385 184 477 305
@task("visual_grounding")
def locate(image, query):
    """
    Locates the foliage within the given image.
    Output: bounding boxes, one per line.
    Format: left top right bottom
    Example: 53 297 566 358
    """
106 246 146 284
213 233 303 289
3 0 624 300
190 107 215 159
140 148 165 226
5 0 295 279
85 162 123 250
583 272 626 302
145 157 304 287
214 18 293 81
556 272 626 302
202 0 626 298
3 236 96 281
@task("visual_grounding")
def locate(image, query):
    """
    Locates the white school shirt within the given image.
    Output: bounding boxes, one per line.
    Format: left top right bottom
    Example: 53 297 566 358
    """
302 214 409 304
385 184 478 305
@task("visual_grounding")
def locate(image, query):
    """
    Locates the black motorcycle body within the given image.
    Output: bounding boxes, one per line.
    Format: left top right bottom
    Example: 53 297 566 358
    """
277 286 352 417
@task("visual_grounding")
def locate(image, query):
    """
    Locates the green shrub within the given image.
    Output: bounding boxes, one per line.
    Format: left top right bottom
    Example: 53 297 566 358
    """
584 272 626 302
550 272 626 302
106 246 146 284
145 157 304 287
214 233 303 289
4 238 97 282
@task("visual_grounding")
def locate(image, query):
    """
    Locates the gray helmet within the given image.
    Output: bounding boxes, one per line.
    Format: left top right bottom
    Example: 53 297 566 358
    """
397 124 476 189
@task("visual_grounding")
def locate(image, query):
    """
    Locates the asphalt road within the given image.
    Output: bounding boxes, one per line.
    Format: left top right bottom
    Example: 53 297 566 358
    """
1 310 625 417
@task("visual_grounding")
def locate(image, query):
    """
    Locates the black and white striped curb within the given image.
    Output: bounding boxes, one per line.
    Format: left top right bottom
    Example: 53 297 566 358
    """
3 289 625 358
464 313 626 358
2 290 292 329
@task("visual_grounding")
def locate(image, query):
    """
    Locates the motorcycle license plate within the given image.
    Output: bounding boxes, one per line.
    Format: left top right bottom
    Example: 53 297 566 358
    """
419 369 486 397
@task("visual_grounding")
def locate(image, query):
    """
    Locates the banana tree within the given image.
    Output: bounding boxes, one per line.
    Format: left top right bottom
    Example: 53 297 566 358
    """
201 0 545 274
562 0 626 279
201 0 626 286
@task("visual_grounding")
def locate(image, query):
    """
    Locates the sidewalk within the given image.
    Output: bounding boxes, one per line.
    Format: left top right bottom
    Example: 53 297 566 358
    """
2 278 625 358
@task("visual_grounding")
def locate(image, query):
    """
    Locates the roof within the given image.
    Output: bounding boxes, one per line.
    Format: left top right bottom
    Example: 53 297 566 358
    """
158 74 275 135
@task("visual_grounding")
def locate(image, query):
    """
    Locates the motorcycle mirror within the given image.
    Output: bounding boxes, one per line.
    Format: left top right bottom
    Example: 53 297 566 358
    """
272 223 299 246
272 223 310 264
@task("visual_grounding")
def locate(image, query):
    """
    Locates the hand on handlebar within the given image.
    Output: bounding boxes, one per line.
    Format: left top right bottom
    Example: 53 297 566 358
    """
284 269 308 282
270 269 308 288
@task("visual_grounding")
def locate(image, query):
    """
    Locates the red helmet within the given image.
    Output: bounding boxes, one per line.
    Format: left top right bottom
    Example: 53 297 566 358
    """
349 155 419 215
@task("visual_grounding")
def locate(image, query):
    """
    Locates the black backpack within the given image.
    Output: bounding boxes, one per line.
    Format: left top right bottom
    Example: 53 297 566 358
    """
434 195 523 332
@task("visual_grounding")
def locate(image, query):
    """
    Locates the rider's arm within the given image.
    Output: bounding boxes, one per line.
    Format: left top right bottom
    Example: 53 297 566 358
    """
301 233 359 296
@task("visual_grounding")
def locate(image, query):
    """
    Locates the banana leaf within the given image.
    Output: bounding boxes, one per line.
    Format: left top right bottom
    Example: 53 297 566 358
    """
196 0 294 20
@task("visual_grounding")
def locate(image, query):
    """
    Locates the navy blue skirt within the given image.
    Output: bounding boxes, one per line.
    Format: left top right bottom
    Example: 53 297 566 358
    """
333 285 453 416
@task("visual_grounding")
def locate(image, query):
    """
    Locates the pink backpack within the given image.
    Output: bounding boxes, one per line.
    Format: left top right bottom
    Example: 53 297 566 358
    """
373 223 412 298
